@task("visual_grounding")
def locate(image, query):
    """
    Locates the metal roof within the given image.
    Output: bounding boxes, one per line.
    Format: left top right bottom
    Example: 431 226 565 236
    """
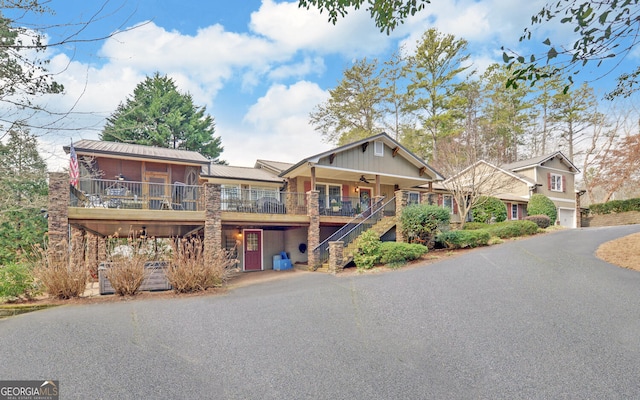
502 151 579 173
65 139 210 165
255 159 294 174
203 164 284 183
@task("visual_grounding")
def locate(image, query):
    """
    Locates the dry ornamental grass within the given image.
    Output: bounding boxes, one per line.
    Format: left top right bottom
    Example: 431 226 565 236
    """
32 235 88 300
596 232 640 271
166 238 237 293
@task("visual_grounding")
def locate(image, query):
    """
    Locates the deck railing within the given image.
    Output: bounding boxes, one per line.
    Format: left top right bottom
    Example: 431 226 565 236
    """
221 187 307 215
71 179 204 211
70 180 396 219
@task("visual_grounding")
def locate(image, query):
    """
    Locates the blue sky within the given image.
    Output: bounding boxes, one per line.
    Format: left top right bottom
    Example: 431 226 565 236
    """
10 0 634 170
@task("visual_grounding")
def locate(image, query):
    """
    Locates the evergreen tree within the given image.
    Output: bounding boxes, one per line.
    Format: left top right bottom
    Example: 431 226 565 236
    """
404 29 470 161
101 73 224 162
551 83 598 162
309 58 386 145
0 127 48 264
479 64 533 164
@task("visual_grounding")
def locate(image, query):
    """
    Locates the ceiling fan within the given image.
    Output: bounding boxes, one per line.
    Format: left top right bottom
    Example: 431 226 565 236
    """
359 175 371 184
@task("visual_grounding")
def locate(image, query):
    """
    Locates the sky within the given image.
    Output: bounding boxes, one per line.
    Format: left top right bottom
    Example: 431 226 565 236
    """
5 0 635 171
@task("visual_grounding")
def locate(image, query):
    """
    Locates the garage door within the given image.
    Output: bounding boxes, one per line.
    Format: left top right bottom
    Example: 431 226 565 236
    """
558 208 575 228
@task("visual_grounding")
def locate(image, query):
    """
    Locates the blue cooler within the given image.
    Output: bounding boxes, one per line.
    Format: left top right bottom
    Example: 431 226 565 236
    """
278 251 292 270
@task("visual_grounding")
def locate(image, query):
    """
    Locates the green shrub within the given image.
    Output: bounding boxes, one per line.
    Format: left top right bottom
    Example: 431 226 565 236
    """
527 194 557 224
379 242 428 265
0 263 38 301
353 230 382 270
400 204 450 246
471 196 507 223
487 220 539 238
524 214 551 229
436 229 491 249
463 222 489 230
589 198 640 215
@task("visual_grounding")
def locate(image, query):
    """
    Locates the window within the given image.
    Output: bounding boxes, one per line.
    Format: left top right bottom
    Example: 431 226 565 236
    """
550 173 563 192
316 183 341 209
443 194 453 213
221 185 240 210
511 204 518 220
250 186 279 201
374 140 384 156
408 192 420 205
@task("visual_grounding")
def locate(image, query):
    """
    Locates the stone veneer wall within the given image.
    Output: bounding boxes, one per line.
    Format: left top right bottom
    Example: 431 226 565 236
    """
582 211 640 227
306 190 319 270
328 241 344 274
48 172 70 261
395 190 409 243
204 183 222 265
286 177 299 214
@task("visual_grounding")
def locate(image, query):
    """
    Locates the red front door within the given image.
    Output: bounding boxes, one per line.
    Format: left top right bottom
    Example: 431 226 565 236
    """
244 230 262 271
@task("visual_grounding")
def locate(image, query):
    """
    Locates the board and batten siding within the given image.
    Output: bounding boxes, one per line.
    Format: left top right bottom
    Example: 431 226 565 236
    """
316 141 425 178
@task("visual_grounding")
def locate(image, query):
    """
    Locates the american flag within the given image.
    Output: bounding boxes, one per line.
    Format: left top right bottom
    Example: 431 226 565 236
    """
69 141 79 187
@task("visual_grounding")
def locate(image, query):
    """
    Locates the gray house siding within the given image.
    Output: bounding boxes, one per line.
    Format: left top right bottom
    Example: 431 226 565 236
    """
316 141 424 178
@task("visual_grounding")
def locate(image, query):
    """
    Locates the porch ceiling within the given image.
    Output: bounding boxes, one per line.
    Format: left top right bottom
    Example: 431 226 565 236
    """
69 208 205 238
311 165 432 188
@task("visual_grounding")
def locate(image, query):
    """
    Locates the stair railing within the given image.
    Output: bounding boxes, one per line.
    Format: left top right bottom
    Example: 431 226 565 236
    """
313 196 396 266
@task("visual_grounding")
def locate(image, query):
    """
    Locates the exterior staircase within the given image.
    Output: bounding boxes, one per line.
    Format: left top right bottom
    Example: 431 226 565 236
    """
316 216 396 272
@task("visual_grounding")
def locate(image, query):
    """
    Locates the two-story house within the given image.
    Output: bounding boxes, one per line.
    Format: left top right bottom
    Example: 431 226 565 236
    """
419 152 580 227
51 133 444 273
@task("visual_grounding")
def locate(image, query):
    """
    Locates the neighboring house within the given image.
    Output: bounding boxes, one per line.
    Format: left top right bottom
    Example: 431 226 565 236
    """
51 133 444 273
419 152 580 228
502 152 580 228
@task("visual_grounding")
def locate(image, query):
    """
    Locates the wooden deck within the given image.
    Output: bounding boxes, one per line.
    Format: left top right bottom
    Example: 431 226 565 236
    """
68 207 356 237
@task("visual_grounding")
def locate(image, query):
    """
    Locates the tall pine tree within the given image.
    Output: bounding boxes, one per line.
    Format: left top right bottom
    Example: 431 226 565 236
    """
101 73 224 162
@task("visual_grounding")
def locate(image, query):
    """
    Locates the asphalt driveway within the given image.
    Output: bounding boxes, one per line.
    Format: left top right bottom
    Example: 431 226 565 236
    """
2 225 640 399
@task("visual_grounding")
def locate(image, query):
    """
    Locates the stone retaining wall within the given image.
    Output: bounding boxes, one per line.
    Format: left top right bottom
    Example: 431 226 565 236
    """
582 211 640 227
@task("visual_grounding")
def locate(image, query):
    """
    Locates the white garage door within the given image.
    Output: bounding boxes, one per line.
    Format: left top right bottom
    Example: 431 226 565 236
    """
558 208 575 228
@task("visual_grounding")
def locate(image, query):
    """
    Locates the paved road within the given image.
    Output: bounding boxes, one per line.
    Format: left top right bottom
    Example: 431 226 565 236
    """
2 225 640 399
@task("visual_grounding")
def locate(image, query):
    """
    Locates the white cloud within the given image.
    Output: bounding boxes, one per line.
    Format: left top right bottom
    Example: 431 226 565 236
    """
219 81 331 166
250 0 394 57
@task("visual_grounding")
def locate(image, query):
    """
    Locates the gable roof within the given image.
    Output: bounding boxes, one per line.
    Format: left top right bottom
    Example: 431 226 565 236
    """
444 160 536 187
65 139 210 165
202 164 284 184
255 159 294 175
279 132 444 182
502 151 579 173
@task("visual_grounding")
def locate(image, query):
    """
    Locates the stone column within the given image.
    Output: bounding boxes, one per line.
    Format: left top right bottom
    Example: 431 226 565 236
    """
395 190 409 243
306 190 320 270
48 172 70 261
328 241 344 274
286 177 299 214
204 183 222 265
